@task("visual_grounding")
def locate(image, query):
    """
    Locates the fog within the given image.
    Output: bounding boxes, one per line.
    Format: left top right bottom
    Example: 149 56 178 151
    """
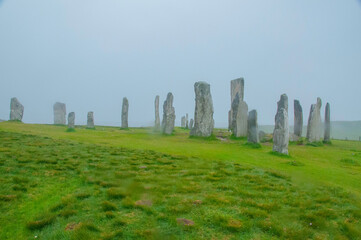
1 0 361 127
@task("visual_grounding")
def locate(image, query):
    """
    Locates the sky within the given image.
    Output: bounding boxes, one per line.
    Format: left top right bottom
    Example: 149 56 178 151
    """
0 0 361 127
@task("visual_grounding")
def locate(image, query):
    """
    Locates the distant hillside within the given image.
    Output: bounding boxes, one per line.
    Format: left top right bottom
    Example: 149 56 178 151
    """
260 121 361 141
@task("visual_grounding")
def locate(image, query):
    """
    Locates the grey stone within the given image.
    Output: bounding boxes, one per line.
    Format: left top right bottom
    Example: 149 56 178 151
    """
229 77 245 130
181 116 186 128
161 92 176 135
68 112 75 129
306 98 322 142
10 97 24 121
154 95 160 131
53 102 66 125
121 97 129 128
190 81 214 137
294 100 303 137
231 93 248 137
324 102 331 142
87 111 94 129
189 119 194 130
273 94 289 155
259 130 266 142
247 110 259 143
289 132 300 142
185 113 189 129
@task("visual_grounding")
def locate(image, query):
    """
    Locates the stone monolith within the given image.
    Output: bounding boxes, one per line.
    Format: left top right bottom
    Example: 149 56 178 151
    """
121 97 129 128
190 81 214 137
10 97 24 121
68 112 75 129
185 114 189 129
324 102 331 143
273 94 289 155
294 100 303 138
231 93 248 137
87 111 94 129
306 98 322 142
154 95 160 130
247 110 259 144
181 116 186 128
189 119 194 130
53 102 66 125
229 77 245 129
161 92 176 134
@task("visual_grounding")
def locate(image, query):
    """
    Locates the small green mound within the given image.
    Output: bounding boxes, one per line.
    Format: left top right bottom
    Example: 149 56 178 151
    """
101 201 117 211
306 141 323 147
66 128 76 132
269 151 291 158
26 213 56 230
189 134 217 141
244 142 262 149
340 158 360 166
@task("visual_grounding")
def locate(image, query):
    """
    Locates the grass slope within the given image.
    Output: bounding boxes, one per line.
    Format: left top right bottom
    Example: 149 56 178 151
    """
0 122 360 239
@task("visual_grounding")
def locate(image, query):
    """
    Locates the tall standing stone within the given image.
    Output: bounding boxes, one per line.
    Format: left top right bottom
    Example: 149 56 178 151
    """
68 112 75 129
162 92 176 134
273 94 289 155
189 119 194 130
231 93 248 137
53 102 66 125
10 97 24 121
181 116 186 128
121 97 129 128
185 114 189 129
294 100 303 138
190 81 214 137
87 111 95 129
229 77 245 129
154 95 160 131
247 110 259 144
306 98 322 142
324 102 331 143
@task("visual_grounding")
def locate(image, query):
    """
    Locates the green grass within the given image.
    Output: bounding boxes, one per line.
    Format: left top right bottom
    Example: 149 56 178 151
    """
0 121 361 239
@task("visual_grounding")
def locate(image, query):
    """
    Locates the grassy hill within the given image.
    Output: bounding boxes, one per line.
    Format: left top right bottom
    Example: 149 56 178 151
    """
0 121 360 239
260 121 361 141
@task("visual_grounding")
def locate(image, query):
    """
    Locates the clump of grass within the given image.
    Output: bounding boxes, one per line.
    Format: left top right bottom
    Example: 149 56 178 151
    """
59 209 77 218
244 142 262 149
269 151 291 158
66 128 75 132
229 135 247 141
26 213 56 230
75 192 91 200
101 201 117 211
340 158 360 166
105 211 115 219
265 170 290 180
101 230 123 240
286 160 305 166
189 134 217 141
107 187 127 199
306 141 323 147
121 196 135 208
0 194 17 201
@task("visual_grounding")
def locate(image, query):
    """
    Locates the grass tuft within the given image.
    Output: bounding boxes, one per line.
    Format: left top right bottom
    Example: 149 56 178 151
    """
26 213 56 230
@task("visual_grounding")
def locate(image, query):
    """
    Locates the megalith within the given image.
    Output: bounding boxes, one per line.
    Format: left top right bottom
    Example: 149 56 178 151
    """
273 94 289 155
185 113 189 129
306 98 322 142
10 97 24 121
154 95 160 131
190 81 214 137
121 97 129 128
189 119 194 130
228 78 245 130
231 93 248 137
181 116 186 128
87 111 95 129
294 100 303 138
53 102 66 125
161 92 176 135
247 110 259 144
324 102 331 143
68 112 75 129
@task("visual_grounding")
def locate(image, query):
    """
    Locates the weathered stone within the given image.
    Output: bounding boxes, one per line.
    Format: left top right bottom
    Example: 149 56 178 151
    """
190 81 214 137
247 110 259 143
294 100 303 137
229 77 245 130
324 102 331 142
68 112 75 129
10 97 24 121
121 97 129 128
231 93 248 137
189 119 194 130
306 98 322 142
161 92 176 135
289 132 300 142
53 102 66 125
259 130 266 142
273 94 289 155
87 111 94 129
154 95 160 130
185 114 189 129
181 116 186 128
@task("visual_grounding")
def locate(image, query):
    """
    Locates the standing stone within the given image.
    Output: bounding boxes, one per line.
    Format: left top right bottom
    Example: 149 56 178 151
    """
154 95 160 131
87 111 95 129
189 119 194 130
247 110 259 144
185 114 189 129
10 97 24 121
162 92 176 134
229 77 245 130
231 93 248 137
121 97 129 128
294 100 303 138
181 116 186 128
68 112 75 129
53 102 66 125
273 94 289 155
306 98 322 142
324 102 331 143
190 81 214 137
259 130 266 142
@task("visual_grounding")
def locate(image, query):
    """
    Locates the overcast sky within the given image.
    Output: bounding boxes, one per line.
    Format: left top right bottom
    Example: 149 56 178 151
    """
1 0 361 127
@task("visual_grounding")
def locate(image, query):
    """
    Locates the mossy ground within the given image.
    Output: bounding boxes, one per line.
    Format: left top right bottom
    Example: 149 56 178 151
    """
0 122 361 239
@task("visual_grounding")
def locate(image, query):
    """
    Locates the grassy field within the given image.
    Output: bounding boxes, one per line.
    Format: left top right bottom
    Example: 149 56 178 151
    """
0 122 360 239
